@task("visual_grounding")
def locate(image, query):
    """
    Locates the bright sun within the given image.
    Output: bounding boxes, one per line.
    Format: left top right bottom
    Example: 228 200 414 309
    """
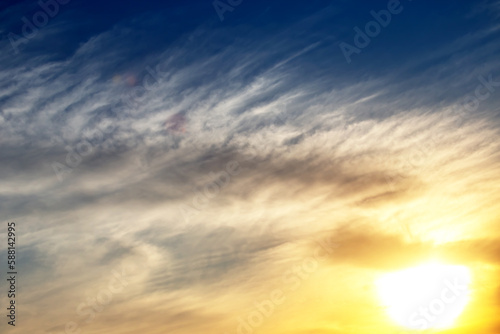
376 262 471 330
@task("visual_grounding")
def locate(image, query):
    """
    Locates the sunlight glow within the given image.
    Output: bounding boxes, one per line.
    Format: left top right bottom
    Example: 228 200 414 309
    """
376 262 471 330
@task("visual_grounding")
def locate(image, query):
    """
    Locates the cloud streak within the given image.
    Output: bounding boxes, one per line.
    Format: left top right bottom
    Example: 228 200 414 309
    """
1 2 500 333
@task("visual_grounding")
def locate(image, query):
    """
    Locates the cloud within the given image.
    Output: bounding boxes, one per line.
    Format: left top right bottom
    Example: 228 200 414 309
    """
1 4 500 333
311 224 500 270
311 225 433 270
438 238 500 265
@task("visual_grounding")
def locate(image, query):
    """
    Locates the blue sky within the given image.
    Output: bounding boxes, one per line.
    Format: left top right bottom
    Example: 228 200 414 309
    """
1 1 500 334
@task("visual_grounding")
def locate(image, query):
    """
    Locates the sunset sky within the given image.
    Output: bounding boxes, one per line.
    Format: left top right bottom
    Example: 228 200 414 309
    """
1 1 500 334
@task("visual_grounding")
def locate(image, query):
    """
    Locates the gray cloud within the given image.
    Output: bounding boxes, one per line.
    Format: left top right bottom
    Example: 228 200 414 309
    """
1 7 500 334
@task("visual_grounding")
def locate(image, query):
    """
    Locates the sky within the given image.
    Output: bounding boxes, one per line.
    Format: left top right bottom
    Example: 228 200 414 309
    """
1 0 500 333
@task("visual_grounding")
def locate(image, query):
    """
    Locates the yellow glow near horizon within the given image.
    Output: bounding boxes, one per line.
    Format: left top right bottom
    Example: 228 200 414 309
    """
376 263 472 331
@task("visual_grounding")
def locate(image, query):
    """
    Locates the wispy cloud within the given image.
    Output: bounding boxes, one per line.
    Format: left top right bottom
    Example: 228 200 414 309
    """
1 3 500 333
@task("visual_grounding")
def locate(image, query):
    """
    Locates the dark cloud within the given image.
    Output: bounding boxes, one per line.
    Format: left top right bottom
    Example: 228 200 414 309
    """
313 224 434 270
137 223 285 290
438 238 500 265
96 237 138 265
314 225 500 271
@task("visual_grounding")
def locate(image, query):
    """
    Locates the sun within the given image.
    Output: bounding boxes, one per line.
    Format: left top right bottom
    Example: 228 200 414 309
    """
376 262 472 331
